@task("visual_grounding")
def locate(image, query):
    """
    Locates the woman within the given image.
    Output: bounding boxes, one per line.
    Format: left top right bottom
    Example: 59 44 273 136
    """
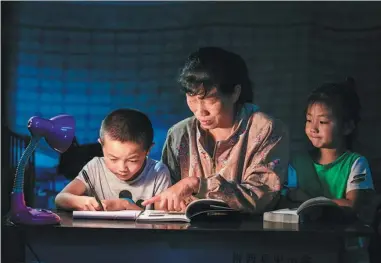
143 47 289 213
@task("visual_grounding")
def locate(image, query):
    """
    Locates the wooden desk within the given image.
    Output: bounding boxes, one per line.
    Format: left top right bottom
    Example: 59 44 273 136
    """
3 211 373 263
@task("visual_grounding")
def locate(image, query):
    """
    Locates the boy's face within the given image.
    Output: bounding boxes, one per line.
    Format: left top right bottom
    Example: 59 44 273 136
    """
99 134 149 181
305 103 342 149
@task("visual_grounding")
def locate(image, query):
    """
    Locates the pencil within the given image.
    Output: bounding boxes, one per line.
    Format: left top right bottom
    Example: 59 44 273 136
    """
81 170 105 211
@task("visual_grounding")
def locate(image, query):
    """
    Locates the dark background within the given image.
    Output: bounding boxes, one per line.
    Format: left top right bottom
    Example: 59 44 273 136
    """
2 1 381 209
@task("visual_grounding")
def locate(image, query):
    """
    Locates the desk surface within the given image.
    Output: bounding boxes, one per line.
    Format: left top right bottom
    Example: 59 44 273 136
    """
8 210 373 237
4 211 374 263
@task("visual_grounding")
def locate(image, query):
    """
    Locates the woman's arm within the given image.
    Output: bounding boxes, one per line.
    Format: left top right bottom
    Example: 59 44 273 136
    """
145 118 289 214
161 127 182 185
204 119 290 214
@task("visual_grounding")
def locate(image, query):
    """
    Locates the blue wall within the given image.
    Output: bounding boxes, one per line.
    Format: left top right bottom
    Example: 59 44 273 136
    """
4 1 381 208
12 25 190 164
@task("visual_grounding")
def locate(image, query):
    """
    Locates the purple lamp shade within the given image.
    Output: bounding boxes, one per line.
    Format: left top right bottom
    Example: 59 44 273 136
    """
28 115 75 153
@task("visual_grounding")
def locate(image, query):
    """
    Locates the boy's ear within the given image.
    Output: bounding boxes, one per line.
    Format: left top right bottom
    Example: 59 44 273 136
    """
343 120 355 135
98 138 103 145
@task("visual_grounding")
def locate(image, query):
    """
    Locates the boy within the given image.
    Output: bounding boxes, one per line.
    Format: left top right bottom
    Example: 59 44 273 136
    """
55 108 171 211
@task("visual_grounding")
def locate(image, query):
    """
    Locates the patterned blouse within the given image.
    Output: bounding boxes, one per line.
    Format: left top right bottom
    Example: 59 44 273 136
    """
161 103 289 214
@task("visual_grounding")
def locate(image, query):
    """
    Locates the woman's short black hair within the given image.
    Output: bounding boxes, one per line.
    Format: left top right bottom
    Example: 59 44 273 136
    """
178 47 253 105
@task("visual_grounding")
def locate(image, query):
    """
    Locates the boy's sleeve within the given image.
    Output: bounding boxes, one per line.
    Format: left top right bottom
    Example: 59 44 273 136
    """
74 158 97 195
153 163 172 196
346 156 374 193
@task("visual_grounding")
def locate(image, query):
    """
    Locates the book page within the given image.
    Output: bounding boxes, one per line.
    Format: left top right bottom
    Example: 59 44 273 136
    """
297 196 337 214
137 210 190 223
185 198 233 219
73 210 142 220
270 208 298 215
263 209 299 224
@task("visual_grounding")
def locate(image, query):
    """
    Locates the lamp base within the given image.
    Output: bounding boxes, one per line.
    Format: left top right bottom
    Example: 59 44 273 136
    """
10 192 61 225
11 207 61 226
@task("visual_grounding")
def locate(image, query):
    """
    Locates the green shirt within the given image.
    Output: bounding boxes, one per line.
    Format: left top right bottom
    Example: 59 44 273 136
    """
291 151 361 199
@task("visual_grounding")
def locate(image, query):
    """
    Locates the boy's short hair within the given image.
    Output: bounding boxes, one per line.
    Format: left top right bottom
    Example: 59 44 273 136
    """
100 108 153 151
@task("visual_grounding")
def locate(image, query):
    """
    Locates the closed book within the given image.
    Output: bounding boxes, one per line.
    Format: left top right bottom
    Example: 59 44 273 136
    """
264 196 356 224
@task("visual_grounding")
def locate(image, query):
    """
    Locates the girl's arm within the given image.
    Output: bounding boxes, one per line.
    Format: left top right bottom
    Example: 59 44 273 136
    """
333 156 375 210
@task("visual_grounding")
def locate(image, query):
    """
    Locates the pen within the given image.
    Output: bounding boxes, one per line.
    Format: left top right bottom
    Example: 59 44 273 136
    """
81 170 105 211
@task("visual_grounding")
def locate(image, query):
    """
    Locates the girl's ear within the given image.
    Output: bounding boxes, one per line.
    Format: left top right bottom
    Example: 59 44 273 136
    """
343 120 355 136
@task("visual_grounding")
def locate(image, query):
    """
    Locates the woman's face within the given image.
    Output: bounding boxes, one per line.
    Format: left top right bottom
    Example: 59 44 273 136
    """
186 87 238 130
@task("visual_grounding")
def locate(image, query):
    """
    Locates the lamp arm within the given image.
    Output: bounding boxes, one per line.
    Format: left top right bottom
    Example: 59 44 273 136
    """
12 136 40 193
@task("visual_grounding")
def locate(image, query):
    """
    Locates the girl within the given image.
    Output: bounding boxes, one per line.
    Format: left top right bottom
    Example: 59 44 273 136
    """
285 78 374 209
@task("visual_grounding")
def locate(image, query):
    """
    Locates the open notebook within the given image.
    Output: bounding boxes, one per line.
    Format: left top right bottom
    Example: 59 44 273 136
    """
73 199 238 223
73 210 142 220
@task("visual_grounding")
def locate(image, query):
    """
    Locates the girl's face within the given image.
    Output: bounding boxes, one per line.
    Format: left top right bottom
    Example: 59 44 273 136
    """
305 102 344 149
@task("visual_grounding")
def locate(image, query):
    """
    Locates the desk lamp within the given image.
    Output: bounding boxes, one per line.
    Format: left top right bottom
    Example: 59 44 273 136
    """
10 115 75 225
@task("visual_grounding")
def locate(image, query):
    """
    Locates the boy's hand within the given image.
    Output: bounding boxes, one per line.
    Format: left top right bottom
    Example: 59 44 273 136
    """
75 196 105 211
142 176 199 211
102 199 143 211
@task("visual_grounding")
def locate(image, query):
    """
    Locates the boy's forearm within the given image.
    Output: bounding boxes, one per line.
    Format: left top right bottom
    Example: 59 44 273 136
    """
55 193 81 210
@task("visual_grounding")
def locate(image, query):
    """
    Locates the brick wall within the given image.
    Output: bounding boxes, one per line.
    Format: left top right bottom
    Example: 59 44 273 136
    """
3 1 381 191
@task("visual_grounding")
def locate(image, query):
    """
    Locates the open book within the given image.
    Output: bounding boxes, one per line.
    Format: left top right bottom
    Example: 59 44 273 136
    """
263 196 355 224
137 199 237 223
73 210 142 220
73 199 237 223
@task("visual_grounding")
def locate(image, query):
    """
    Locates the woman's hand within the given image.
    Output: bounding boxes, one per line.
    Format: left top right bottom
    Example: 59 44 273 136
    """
142 176 200 211
102 199 143 211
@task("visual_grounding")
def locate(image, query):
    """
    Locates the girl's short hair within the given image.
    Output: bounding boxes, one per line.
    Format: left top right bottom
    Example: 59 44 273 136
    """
306 77 361 150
